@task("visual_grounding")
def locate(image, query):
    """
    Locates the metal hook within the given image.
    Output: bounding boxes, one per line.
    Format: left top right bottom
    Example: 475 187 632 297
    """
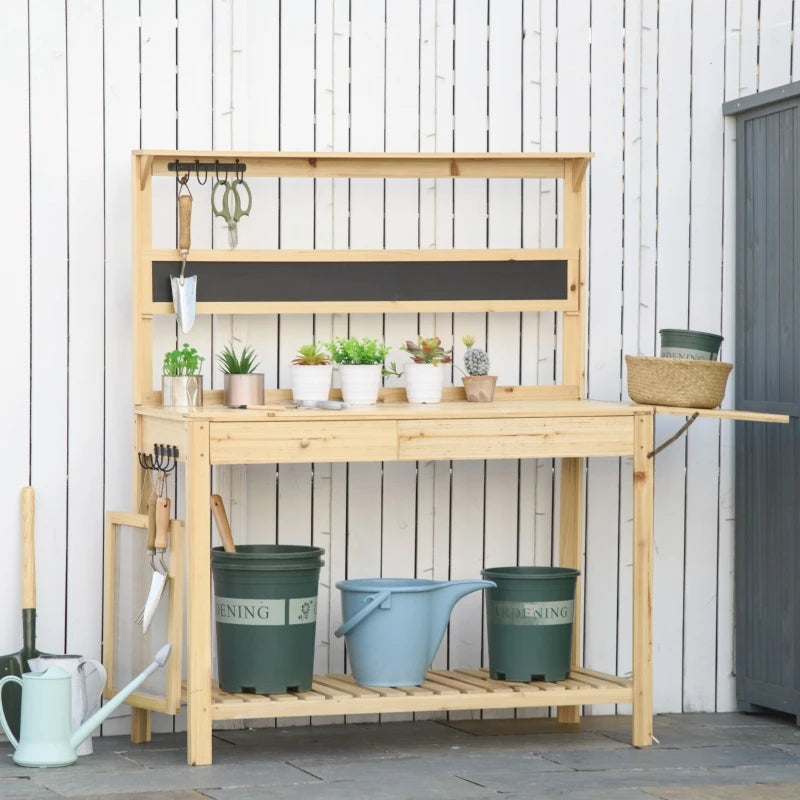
137 444 179 474
178 173 192 198
235 159 245 182
194 159 208 185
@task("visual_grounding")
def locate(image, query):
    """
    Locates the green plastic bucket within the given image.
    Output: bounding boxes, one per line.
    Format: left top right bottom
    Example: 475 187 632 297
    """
211 545 324 694
481 566 580 682
659 329 723 361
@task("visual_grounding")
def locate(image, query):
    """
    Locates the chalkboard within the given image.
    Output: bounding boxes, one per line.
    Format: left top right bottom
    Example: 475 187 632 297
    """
152 259 569 303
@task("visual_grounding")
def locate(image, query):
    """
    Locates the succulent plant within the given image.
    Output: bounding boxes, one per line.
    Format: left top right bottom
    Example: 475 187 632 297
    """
401 336 453 365
215 342 260 375
292 343 331 365
462 334 489 376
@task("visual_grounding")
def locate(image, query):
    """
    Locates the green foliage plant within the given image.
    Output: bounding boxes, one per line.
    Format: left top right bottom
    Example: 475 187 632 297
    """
162 343 205 376
292 343 332 365
401 336 453 366
327 337 391 366
215 342 260 375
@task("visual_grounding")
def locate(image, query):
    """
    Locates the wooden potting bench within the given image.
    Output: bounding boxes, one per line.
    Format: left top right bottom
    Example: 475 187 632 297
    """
119 150 786 766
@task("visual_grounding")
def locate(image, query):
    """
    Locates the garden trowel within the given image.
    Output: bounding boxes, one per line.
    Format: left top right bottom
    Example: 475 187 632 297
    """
140 497 171 634
170 180 196 333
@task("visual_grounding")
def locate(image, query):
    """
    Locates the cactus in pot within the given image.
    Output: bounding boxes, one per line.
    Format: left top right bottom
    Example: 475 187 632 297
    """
460 335 497 402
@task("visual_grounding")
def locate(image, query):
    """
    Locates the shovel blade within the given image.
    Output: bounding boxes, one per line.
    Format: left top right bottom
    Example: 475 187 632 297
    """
170 274 197 333
142 573 168 634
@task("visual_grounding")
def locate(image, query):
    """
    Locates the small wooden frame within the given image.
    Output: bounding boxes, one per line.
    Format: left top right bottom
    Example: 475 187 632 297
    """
102 511 184 716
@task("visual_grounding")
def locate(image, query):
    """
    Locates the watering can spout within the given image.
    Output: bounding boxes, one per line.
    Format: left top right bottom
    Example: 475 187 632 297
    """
70 644 172 750
427 580 495 663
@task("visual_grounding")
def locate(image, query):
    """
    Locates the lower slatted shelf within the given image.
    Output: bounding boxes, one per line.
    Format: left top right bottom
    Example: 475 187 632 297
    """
182 667 633 721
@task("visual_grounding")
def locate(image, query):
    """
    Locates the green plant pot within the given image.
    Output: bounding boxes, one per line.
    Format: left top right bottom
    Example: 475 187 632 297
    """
211 545 324 694
659 329 723 361
481 566 580 682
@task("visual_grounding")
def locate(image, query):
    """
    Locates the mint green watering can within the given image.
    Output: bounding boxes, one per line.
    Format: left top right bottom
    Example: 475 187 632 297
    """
0 644 171 768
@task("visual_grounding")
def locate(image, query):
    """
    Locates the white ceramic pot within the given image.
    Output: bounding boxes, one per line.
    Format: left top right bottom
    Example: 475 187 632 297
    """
291 364 333 405
223 373 265 407
339 364 382 405
404 362 444 404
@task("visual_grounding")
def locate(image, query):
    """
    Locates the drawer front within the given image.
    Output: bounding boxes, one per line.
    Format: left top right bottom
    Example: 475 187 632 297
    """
211 420 398 464
397 416 635 460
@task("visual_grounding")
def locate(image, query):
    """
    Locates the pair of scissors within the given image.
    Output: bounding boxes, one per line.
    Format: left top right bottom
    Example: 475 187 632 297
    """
212 178 252 248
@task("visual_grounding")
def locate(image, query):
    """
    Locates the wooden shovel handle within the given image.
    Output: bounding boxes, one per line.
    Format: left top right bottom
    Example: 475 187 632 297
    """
210 494 236 553
178 194 192 251
146 497 157 551
21 486 35 608
155 497 171 551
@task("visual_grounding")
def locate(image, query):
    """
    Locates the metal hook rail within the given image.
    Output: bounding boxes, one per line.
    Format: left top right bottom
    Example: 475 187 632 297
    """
138 444 180 473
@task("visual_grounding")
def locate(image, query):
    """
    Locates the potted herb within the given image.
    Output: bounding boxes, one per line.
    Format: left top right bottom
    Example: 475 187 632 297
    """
291 344 333 405
399 336 452 404
460 335 497 402
216 342 265 407
327 337 391 405
162 343 205 408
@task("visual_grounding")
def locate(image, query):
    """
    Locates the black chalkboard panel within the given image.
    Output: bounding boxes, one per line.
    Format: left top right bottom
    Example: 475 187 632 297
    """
152 259 568 303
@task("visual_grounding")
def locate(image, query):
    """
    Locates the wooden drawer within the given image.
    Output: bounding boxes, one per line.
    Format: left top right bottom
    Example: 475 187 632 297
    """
210 420 398 464
397 416 635 460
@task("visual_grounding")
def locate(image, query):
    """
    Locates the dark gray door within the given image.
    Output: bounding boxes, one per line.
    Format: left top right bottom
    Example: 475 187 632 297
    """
726 87 800 715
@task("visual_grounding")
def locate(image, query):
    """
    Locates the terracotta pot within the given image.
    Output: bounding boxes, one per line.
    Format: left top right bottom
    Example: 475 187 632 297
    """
223 373 264 407
462 375 497 402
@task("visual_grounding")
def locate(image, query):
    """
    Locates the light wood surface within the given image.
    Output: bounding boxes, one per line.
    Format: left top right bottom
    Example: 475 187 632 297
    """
21 486 35 608
126 149 786 766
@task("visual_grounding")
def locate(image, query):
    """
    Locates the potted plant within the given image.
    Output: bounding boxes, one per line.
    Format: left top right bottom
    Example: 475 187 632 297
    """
216 342 265 407
291 343 333 405
399 336 452 404
460 335 497 401
327 337 391 405
162 343 205 408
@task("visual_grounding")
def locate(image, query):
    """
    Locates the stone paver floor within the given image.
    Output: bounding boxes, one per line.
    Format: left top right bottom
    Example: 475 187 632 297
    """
2 712 800 799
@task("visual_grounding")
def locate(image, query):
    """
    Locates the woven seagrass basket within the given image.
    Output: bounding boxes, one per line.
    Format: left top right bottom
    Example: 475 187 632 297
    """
625 355 733 409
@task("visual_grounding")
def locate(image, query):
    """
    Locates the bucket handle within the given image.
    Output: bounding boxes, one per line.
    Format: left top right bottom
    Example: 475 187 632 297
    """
333 590 391 638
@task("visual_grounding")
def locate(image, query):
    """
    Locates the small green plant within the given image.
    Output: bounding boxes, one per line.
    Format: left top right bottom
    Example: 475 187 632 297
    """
292 343 332 365
215 342 260 374
162 343 205 376
462 334 490 376
327 337 391 365
401 336 453 366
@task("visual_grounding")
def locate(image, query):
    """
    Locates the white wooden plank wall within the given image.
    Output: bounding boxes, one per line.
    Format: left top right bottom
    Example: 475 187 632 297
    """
0 0 794 737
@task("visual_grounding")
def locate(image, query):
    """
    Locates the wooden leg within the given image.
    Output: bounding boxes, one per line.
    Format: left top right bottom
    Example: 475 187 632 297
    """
185 420 213 765
632 412 654 746
130 707 151 743
557 456 584 726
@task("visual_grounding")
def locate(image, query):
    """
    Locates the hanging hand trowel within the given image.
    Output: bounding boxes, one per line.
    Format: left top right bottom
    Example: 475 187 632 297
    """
170 178 196 333
141 497 170 634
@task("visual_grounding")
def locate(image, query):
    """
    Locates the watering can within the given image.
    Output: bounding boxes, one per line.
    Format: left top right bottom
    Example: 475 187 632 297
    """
0 644 171 768
334 579 495 686
27 655 107 756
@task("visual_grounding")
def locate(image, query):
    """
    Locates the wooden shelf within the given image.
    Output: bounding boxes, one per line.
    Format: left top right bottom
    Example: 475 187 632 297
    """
190 668 632 721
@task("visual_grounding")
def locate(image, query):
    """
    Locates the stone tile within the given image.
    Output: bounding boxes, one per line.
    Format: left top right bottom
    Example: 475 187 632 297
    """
540 744 800 771
504 789 659 800
203 775 499 800
28 761 313 797
441 714 640 736
0 775 59 799
643 783 800 800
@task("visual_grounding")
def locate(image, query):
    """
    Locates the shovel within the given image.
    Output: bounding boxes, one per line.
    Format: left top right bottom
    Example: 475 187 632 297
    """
210 494 237 553
0 487 66 739
170 179 196 333
137 497 171 634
